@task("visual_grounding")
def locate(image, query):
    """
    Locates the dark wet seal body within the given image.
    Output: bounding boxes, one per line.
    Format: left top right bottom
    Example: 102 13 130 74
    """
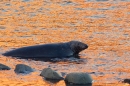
2 41 88 61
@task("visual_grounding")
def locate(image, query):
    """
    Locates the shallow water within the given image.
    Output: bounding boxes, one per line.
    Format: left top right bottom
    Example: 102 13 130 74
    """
0 0 130 86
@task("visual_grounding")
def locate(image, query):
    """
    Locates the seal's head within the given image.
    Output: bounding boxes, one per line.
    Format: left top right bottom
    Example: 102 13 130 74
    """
68 41 88 55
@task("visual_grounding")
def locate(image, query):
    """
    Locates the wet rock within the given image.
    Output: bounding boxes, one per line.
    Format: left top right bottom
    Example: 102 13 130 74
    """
65 72 93 85
123 79 130 84
40 68 63 80
14 64 34 74
0 63 10 70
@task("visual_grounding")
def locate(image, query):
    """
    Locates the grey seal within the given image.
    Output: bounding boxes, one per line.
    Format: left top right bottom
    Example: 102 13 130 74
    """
2 41 88 61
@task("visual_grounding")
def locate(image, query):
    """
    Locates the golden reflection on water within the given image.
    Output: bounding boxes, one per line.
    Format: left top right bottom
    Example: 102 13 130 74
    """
0 0 130 86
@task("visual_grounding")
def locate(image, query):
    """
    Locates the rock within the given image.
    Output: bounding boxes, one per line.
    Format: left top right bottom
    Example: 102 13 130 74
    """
65 72 93 85
14 64 34 74
0 63 10 70
40 68 63 80
123 79 130 84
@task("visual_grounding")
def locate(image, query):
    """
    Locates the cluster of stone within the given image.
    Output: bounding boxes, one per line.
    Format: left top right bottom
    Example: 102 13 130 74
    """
0 63 93 85
1 63 130 85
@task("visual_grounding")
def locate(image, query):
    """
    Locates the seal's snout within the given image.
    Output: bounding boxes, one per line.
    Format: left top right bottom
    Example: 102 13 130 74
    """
85 44 88 49
69 41 88 51
82 43 88 50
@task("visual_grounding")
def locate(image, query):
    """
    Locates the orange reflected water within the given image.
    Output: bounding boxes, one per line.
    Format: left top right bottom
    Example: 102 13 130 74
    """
0 0 130 86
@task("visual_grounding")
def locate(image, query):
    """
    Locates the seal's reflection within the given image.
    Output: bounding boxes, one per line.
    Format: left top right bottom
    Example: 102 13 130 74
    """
15 55 83 63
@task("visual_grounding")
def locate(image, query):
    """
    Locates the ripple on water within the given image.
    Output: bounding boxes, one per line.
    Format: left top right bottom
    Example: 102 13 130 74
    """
22 0 33 2
60 1 78 6
0 26 6 30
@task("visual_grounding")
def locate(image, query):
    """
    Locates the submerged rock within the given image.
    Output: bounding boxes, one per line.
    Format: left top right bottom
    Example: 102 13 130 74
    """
65 72 93 85
14 64 34 74
0 63 10 70
40 68 63 80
